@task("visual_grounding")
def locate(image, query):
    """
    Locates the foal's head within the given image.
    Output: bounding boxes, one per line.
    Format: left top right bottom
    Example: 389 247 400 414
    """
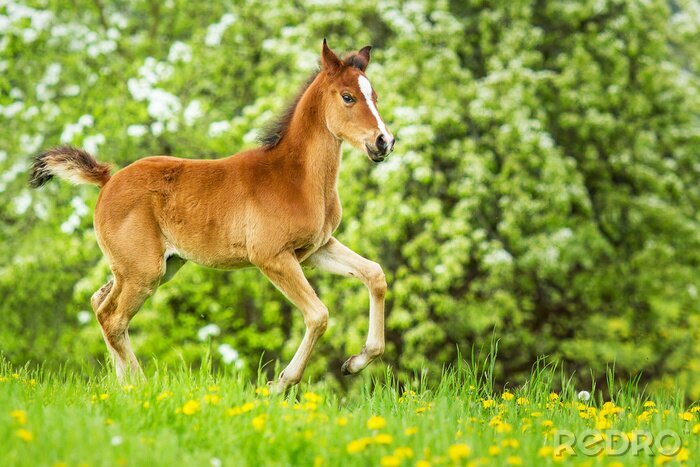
320 40 395 162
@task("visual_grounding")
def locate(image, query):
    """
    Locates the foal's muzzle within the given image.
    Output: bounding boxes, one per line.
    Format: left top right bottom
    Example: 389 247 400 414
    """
366 134 395 162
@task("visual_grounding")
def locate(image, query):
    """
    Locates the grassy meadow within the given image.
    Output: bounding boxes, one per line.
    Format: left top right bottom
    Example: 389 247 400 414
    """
1 353 697 467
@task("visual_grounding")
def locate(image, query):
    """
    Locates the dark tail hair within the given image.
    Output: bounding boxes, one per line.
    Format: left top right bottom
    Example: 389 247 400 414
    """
29 145 112 188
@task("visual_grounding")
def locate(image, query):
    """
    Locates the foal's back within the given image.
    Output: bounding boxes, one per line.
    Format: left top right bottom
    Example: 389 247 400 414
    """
94 150 318 271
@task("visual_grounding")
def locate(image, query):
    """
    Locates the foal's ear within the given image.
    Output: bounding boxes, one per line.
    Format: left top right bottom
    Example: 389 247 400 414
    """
357 45 372 69
321 39 342 73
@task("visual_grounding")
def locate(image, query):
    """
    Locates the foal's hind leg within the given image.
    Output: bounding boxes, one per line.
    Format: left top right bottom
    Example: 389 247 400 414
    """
94 274 159 381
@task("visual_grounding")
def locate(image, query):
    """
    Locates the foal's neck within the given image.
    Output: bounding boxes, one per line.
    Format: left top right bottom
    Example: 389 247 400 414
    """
275 78 342 191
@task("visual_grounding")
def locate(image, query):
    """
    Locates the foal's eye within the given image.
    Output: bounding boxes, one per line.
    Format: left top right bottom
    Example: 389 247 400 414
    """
342 93 355 104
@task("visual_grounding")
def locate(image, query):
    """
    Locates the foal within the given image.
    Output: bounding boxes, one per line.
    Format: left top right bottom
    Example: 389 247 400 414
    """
30 40 395 391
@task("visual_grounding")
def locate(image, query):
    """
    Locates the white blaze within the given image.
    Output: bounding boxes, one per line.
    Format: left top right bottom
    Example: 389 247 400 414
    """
358 75 389 140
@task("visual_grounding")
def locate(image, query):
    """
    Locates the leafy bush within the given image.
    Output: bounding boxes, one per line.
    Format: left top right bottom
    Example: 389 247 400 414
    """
1 0 700 396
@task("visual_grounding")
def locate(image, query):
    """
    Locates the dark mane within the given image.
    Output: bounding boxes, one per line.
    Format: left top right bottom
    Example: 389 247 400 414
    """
259 70 320 149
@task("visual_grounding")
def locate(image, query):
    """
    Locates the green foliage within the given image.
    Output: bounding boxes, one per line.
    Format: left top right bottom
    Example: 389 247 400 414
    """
1 0 700 396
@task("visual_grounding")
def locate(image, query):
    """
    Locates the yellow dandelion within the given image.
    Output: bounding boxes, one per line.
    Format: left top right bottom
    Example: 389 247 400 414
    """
394 447 413 458
415 461 431 467
142 401 150 409
373 433 393 444
501 438 519 449
105 418 114 425
156 390 173 402
303 392 322 404
367 415 387 430
548 392 559 401
690 406 700 413
252 414 266 431
380 455 401 467
506 456 522 465
16 428 33 442
241 402 255 412
677 447 689 462
255 387 270 397
404 427 418 436
502 391 514 401
207 385 219 392
643 401 656 408
691 423 700 434
122 384 134 392
448 444 471 462
336 416 348 426
99 393 109 401
181 399 200 415
10 409 27 425
541 420 554 428
204 394 221 405
481 399 496 409
516 397 529 406
538 446 553 458
488 445 501 456
681 412 693 422
530 411 542 418
346 437 372 454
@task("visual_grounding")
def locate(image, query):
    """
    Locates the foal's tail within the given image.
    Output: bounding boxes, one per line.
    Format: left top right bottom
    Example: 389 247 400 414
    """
29 145 112 188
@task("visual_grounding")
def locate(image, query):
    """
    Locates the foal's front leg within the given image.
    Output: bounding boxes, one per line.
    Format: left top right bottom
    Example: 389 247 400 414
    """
306 237 386 375
255 252 329 392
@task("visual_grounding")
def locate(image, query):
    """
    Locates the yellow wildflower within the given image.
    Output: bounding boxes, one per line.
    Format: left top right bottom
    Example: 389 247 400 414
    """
16 428 33 442
415 461 431 467
501 438 519 449
241 402 255 412
346 437 372 454
123 384 134 392
690 406 700 413
394 447 413 458
373 433 394 444
255 386 270 396
506 456 523 465
488 446 501 456
643 401 656 408
691 423 700 434
548 392 559 401
367 415 387 430
380 456 401 467
181 400 200 415
481 399 496 409
204 394 221 405
156 390 173 402
303 392 322 404
502 391 514 401
541 420 554 428
538 446 553 457
681 412 693 422
516 397 529 406
336 416 348 426
252 415 266 431
10 410 27 425
530 411 542 418
99 393 109 401
678 447 689 462
448 444 471 461
405 427 418 436
142 401 150 409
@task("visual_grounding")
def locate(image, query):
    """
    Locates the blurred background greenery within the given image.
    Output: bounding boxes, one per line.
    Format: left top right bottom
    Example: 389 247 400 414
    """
1 0 700 396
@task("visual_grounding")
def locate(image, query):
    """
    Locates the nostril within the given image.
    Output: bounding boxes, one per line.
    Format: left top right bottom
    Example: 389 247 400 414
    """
376 134 387 152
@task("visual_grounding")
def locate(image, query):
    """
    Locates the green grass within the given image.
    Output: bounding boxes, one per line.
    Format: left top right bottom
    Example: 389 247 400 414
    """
0 354 697 467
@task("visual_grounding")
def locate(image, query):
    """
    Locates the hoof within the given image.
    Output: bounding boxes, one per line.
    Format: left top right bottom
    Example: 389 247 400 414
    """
341 356 358 375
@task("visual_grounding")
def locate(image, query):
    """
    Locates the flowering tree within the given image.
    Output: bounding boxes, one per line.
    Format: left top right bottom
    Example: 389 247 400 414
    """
1 0 700 396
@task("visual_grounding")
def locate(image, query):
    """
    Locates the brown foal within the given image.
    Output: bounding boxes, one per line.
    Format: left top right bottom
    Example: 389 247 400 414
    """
29 40 395 391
